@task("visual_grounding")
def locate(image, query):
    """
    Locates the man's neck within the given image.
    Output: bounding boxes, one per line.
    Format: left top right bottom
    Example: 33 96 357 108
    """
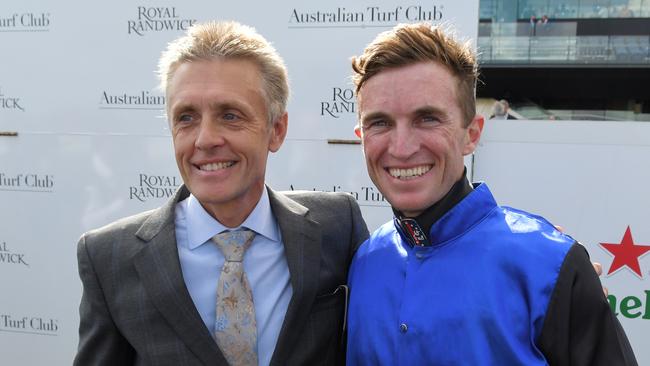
201 186 266 228
393 170 472 241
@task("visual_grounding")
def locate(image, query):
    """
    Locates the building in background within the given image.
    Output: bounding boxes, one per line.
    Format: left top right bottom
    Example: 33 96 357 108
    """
477 0 650 121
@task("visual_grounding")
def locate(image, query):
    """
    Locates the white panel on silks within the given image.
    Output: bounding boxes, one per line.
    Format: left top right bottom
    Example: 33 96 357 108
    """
0 0 479 364
473 120 650 365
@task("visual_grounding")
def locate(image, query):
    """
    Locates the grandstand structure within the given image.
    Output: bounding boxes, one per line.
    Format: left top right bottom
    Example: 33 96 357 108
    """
477 0 649 120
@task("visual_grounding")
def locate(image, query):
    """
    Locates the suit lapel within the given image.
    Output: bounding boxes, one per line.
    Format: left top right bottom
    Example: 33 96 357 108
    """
132 185 229 365
267 188 322 365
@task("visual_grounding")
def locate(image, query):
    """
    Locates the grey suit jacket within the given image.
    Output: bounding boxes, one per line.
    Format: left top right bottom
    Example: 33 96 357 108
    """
74 185 369 366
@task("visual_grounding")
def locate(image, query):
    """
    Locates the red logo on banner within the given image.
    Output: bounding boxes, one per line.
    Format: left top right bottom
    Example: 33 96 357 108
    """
600 226 650 278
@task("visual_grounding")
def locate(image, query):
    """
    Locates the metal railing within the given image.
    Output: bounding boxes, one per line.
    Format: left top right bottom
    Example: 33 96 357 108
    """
479 35 650 64
480 0 650 20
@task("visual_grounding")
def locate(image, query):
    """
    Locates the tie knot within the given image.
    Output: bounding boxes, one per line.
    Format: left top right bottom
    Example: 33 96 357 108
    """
212 229 255 262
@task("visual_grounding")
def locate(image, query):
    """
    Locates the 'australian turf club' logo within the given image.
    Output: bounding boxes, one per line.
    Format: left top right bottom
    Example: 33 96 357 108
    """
600 226 650 278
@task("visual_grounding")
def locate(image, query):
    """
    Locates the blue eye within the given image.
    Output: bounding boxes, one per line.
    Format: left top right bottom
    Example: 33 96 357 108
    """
418 115 441 126
367 119 389 129
178 114 193 123
223 112 239 121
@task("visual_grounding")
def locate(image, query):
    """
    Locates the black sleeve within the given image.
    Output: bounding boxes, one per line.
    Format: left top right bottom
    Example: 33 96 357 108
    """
538 243 638 366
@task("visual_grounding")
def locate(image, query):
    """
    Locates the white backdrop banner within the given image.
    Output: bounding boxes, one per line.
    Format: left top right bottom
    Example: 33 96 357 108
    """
1 0 478 364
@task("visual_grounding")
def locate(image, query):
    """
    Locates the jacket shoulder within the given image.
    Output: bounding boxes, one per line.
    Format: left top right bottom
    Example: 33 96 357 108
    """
277 190 359 215
497 205 575 247
279 190 355 204
82 209 155 240
77 208 163 262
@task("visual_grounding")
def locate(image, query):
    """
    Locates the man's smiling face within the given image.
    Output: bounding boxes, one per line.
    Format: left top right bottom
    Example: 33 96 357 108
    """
167 58 286 225
357 61 481 217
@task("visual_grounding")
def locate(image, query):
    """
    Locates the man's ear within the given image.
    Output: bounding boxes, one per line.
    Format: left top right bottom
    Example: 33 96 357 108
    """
269 112 288 152
462 115 484 155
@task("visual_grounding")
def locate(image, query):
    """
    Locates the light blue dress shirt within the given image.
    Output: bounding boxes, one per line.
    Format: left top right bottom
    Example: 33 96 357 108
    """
175 189 292 366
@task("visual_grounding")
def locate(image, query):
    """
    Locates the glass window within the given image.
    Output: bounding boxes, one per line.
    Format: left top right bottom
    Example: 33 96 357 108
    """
481 0 649 20
578 0 613 18
641 0 650 17
611 0 638 17
492 36 532 61
549 0 579 18
519 0 551 19
576 36 611 62
480 0 498 19
610 36 650 62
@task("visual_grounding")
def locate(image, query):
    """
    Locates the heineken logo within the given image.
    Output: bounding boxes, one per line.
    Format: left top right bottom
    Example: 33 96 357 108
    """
600 226 650 278
599 226 650 320
608 290 650 320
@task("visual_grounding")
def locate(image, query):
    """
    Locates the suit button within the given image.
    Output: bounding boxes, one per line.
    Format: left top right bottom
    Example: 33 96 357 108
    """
400 323 408 333
415 253 424 259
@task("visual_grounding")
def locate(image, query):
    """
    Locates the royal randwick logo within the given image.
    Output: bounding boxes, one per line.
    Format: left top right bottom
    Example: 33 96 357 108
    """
127 6 196 36
0 241 29 267
600 226 650 320
129 173 180 202
321 87 355 119
0 87 25 112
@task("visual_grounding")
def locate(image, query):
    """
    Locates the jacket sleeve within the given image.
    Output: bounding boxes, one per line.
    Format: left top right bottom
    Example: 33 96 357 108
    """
537 243 638 365
74 234 135 366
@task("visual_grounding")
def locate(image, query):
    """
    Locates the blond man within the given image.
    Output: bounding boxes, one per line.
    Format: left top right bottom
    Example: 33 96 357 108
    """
75 21 367 366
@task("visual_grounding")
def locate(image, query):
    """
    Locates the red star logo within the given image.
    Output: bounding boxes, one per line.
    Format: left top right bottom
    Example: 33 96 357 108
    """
600 226 650 278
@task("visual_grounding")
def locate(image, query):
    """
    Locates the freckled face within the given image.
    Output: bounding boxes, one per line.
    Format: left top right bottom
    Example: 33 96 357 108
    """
167 58 286 224
357 62 481 217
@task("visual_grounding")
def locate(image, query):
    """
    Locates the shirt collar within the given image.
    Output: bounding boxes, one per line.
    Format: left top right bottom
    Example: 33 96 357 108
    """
392 168 473 246
185 187 280 250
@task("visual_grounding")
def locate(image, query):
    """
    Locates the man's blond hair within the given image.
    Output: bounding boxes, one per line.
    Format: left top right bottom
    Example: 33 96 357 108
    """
352 23 478 126
158 21 289 124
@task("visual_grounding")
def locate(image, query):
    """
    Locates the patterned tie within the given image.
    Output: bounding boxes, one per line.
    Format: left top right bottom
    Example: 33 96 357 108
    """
212 229 258 366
